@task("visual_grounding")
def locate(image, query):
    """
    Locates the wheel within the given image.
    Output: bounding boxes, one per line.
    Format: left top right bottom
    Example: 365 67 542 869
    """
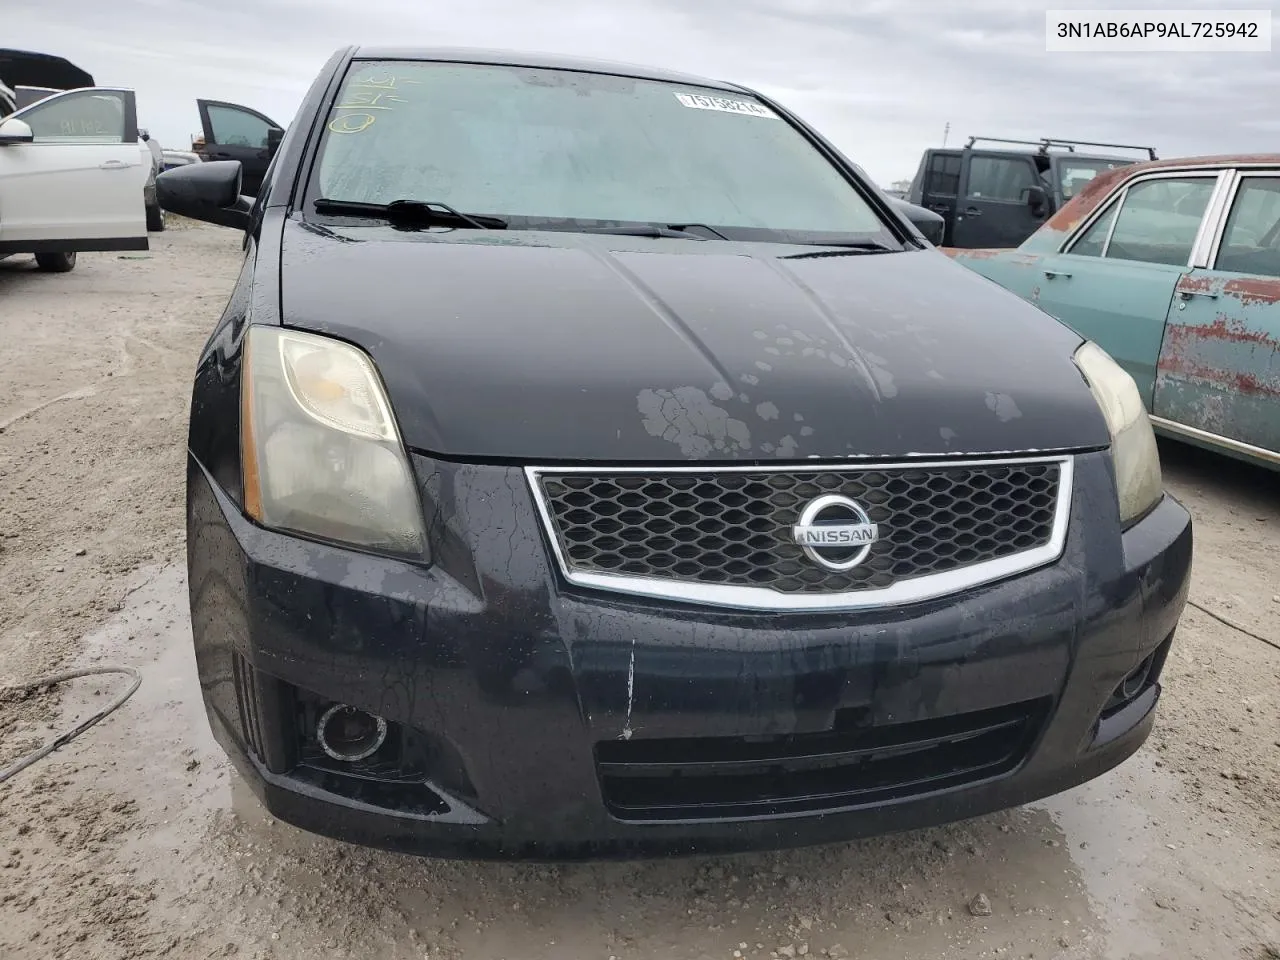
35 251 77 273
146 201 166 232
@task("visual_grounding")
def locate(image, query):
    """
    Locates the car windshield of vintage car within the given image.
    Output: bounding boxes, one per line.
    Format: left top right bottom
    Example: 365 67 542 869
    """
312 60 895 243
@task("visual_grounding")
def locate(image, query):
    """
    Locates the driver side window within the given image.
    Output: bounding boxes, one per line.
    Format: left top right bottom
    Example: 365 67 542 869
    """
966 156 1037 202
1067 176 1216 266
207 104 270 149
1068 199 1118 258
19 90 129 144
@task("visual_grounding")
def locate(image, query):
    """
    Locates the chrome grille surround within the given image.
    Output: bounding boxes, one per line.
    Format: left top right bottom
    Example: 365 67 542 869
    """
525 455 1075 612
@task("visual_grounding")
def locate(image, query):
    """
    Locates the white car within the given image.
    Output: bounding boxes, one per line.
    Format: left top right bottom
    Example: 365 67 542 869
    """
160 148 202 170
0 86 151 272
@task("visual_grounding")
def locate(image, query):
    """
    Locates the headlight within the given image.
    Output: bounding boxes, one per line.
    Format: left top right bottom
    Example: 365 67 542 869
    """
240 325 426 559
1072 340 1163 527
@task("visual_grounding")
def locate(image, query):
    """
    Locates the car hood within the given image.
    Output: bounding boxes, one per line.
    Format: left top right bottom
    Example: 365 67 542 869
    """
278 221 1111 462
0 49 94 91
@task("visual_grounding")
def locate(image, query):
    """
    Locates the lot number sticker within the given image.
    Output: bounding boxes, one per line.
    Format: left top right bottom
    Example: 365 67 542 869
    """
675 93 778 119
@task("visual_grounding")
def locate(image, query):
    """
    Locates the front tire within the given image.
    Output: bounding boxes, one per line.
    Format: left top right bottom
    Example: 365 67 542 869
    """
35 251 77 273
146 201 166 232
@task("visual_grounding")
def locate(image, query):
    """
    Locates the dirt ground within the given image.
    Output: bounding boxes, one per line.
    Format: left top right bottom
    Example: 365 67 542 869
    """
1 222 1277 960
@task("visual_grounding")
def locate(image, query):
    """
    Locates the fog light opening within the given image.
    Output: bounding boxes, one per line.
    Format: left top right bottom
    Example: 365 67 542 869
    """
1119 656 1153 701
1103 650 1159 717
317 704 388 762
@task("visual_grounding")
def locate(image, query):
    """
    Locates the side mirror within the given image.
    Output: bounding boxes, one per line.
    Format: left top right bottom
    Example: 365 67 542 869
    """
0 117 34 145
890 197 945 246
266 126 284 155
156 160 252 230
139 128 150 142
1024 185 1049 215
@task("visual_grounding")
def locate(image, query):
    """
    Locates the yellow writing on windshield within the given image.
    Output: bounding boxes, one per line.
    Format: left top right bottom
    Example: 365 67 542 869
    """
328 113 377 134
328 73 420 134
348 72 422 90
334 90 407 110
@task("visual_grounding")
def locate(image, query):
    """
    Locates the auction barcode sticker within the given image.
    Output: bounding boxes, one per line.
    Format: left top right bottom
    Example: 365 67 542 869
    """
675 93 778 119
1046 9 1272 51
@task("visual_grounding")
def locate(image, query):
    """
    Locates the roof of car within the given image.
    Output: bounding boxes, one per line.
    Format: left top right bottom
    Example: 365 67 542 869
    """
1038 152 1280 237
1124 152 1280 171
349 46 744 93
932 146 1138 161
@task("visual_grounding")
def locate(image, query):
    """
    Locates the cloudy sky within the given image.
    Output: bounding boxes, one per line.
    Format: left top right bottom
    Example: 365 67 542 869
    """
6 0 1278 184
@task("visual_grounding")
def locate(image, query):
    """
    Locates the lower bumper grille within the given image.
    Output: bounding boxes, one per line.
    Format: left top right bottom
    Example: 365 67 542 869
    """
232 652 269 762
595 699 1049 821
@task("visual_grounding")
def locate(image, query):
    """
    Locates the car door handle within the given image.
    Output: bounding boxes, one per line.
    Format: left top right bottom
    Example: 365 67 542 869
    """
1178 289 1218 300
99 159 130 169
1043 270 1072 279
963 207 983 216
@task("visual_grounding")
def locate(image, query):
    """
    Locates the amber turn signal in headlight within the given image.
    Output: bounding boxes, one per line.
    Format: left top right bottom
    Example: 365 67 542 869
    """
240 325 426 559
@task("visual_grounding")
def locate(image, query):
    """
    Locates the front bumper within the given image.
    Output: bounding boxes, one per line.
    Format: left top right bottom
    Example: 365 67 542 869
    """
186 449 1191 860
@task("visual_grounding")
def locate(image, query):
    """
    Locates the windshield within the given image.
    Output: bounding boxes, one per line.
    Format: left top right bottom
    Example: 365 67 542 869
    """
1058 158 1133 199
310 60 894 244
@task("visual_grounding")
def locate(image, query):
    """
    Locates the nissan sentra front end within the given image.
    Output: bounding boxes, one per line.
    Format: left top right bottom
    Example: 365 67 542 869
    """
169 46 1192 860
187 438 1189 858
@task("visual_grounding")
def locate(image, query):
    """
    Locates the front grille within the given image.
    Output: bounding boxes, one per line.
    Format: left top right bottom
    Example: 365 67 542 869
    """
596 699 1048 821
531 460 1063 596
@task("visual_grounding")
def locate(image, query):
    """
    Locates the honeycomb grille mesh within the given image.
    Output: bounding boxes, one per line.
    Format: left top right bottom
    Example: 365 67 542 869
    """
534 462 1062 594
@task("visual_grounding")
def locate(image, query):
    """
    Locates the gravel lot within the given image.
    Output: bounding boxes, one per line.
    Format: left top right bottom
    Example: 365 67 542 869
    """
1 222 1277 960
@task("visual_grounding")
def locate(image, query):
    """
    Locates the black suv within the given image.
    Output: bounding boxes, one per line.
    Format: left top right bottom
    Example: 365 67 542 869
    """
908 136 1156 248
159 47 1191 860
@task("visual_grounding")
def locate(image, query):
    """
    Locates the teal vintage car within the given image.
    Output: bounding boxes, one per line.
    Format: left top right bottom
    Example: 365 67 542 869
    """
947 154 1280 471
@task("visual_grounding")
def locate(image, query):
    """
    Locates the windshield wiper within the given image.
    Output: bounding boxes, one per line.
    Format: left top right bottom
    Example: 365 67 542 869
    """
570 224 710 240
666 223 730 240
779 239 898 259
312 204 725 240
313 198 507 230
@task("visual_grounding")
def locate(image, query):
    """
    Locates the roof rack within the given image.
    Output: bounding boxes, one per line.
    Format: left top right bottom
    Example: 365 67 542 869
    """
963 136 1158 161
964 136 1045 151
1039 138 1158 160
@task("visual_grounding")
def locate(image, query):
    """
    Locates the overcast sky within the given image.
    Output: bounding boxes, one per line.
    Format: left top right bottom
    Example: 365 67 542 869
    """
6 0 1278 184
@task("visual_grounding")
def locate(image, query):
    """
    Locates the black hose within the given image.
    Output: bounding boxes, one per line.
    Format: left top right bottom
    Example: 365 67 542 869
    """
0 666 142 785
1188 600 1280 654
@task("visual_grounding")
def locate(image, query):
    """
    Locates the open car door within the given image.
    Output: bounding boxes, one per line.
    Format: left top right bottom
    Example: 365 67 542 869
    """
196 99 283 196
0 87 149 254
